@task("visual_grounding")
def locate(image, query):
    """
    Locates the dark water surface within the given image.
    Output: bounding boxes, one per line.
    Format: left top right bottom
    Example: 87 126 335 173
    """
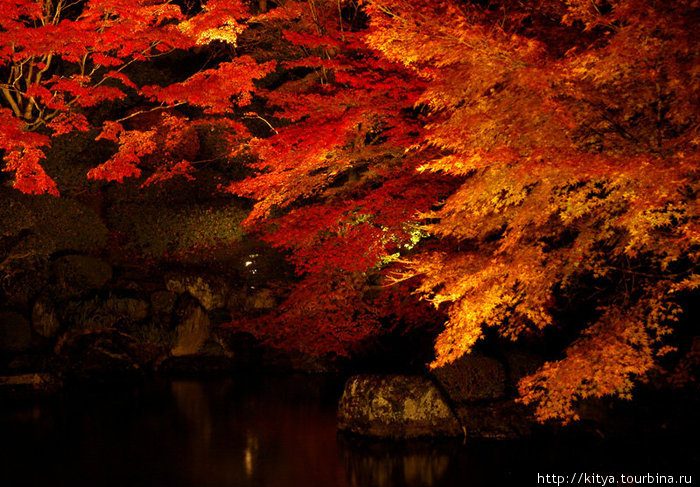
1 375 696 487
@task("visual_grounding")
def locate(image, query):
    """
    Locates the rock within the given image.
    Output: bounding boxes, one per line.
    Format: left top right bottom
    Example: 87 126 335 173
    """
431 353 506 402
428 353 536 438
214 329 263 364
247 288 275 310
0 310 32 353
453 401 534 439
107 295 149 322
150 290 177 315
6 353 50 373
0 373 62 396
31 297 61 338
130 322 173 353
338 375 462 438
0 255 49 308
53 255 112 296
165 276 187 295
503 349 545 385
54 329 143 381
64 294 150 330
171 297 211 356
226 287 276 314
166 275 229 311
158 330 234 375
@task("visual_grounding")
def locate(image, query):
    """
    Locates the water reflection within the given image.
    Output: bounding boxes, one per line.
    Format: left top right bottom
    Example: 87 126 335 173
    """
0 376 697 487
244 432 258 477
0 376 348 487
166 376 346 487
339 437 454 487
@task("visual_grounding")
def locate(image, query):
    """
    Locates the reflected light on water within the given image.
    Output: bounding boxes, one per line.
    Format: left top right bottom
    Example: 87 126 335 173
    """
244 433 258 478
339 437 454 487
166 375 347 486
0 375 696 487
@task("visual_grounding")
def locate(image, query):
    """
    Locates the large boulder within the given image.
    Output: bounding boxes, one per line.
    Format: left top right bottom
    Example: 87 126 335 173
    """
166 275 229 311
54 329 144 381
431 352 538 438
0 255 50 308
31 297 61 338
226 287 277 315
0 373 61 396
53 255 112 296
150 290 177 315
160 319 233 374
246 288 276 310
171 297 211 356
503 349 545 385
0 310 32 354
63 294 149 330
431 352 506 402
148 290 178 331
338 375 462 438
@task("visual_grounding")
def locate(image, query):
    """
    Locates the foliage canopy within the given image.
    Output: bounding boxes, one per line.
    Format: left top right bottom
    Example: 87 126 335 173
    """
1 0 698 423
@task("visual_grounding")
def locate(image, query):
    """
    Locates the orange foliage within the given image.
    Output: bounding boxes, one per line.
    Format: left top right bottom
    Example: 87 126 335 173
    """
232 0 698 421
365 0 699 421
3 0 698 424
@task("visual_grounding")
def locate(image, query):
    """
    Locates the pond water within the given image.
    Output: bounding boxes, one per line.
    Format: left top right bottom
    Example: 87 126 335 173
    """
0 375 696 487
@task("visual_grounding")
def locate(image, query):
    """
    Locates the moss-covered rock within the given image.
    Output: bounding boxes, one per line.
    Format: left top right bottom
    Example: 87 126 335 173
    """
150 290 177 315
0 255 49 308
63 294 149 330
337 375 462 438
226 287 277 315
503 349 545 385
0 373 62 396
54 329 145 382
53 255 113 297
166 274 230 311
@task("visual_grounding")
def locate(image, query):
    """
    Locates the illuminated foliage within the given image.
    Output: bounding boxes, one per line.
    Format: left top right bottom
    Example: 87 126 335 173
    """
2 0 697 424
232 0 698 421
224 0 454 354
0 0 272 193
365 0 699 421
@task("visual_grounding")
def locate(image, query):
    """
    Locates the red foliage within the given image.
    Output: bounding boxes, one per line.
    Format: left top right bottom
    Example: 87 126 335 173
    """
3 0 698 424
0 0 269 192
223 0 456 355
228 0 699 422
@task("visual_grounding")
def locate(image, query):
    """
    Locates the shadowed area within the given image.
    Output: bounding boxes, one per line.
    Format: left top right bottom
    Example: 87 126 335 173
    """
1 375 697 487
